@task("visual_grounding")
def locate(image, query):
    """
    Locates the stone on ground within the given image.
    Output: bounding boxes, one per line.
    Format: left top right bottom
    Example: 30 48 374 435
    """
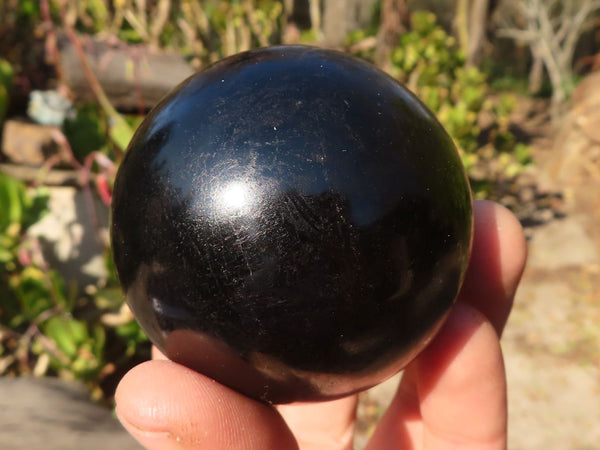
0 377 140 449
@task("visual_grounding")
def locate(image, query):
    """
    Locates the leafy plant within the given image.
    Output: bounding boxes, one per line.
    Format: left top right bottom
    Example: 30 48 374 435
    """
62 103 110 162
0 173 50 330
0 173 148 399
51 0 285 67
0 59 12 127
349 11 532 190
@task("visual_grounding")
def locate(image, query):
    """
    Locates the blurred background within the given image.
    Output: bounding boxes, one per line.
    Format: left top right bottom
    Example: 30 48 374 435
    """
0 0 599 448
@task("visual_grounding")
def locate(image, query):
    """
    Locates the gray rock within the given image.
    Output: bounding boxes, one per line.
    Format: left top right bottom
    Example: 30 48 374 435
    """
1 120 59 166
58 33 194 112
28 186 109 289
27 90 75 127
0 377 141 449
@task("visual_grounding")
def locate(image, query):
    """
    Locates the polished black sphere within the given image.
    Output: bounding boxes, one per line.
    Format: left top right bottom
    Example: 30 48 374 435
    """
111 46 473 404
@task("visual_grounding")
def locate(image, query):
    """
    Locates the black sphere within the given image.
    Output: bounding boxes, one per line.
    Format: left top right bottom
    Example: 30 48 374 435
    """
111 46 473 404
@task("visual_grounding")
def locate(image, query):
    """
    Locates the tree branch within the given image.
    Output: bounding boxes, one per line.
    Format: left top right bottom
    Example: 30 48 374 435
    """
495 0 600 119
496 28 537 41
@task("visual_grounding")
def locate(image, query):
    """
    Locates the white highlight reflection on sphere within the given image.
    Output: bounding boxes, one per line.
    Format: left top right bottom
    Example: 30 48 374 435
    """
219 181 251 212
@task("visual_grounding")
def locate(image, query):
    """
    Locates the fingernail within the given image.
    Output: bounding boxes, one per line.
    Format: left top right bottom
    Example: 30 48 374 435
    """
116 408 179 449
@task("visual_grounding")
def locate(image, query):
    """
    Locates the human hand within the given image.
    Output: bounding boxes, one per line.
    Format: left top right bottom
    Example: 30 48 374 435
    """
115 199 527 449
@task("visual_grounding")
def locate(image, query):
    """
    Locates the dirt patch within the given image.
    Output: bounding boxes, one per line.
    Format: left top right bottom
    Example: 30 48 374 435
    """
488 92 600 449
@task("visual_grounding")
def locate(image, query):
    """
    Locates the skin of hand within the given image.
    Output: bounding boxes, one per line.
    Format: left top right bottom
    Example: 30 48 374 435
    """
115 199 527 450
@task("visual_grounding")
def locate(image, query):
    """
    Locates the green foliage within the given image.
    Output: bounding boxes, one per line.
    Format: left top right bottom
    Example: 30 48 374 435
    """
62 102 138 160
42 315 106 380
0 59 13 126
0 173 50 329
0 173 48 239
82 0 111 34
15 0 40 18
108 113 136 153
178 0 284 61
53 0 284 65
390 12 484 157
0 0 40 23
63 104 109 161
0 173 148 397
350 11 532 186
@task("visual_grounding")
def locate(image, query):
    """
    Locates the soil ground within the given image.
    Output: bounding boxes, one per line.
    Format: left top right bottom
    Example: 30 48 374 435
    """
503 98 600 449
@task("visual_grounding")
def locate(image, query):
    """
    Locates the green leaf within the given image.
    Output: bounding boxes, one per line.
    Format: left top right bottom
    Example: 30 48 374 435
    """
21 186 49 230
0 174 24 229
13 266 54 321
115 320 148 356
109 117 135 152
0 59 13 125
94 287 126 310
16 0 40 18
410 11 436 34
92 324 106 356
0 247 14 263
0 173 48 232
514 143 533 165
43 315 106 379
0 59 13 89
115 319 146 341
44 316 82 360
62 104 109 161
85 0 109 32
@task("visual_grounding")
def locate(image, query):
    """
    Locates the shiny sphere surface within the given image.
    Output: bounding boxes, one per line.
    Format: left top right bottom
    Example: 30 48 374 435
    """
111 46 473 404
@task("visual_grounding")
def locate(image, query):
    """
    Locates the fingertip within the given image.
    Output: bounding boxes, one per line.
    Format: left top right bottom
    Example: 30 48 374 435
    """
461 200 528 334
115 360 297 449
474 200 528 278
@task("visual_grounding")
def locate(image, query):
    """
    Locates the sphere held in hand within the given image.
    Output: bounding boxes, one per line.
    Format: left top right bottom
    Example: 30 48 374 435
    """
111 46 473 404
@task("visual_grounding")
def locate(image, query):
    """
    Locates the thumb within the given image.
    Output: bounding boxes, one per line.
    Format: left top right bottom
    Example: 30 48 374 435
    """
115 360 298 449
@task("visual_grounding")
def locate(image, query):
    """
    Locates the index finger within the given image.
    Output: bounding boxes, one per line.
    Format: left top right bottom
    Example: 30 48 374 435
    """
459 200 528 335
